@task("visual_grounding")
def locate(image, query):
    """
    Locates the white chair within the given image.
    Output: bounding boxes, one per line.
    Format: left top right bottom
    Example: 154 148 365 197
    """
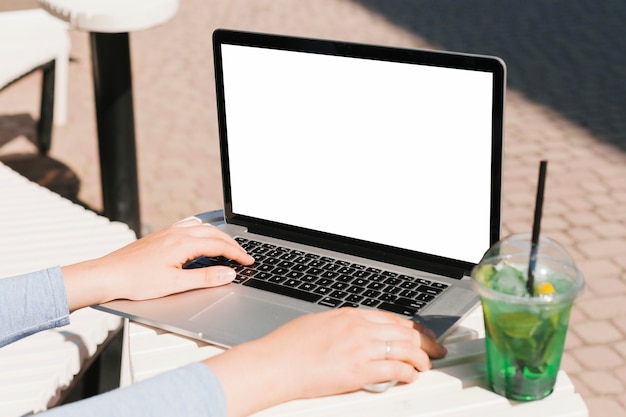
37 0 179 235
0 9 70 155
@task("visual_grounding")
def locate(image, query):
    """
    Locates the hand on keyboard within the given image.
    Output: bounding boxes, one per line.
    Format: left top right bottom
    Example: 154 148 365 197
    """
61 217 255 311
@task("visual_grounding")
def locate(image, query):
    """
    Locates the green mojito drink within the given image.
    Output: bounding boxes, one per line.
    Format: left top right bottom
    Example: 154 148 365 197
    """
471 235 584 401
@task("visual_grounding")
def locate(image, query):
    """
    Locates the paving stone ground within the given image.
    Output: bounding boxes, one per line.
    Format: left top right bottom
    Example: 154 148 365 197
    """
1 1 624 415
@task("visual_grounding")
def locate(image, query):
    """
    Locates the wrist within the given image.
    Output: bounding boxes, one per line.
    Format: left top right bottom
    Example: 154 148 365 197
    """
203 340 296 417
61 258 116 311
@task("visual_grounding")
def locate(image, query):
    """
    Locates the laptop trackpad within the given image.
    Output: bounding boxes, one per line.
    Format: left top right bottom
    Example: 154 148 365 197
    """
189 293 308 346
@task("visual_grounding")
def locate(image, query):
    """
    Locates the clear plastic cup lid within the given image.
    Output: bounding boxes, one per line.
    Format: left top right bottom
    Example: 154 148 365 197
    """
480 233 574 265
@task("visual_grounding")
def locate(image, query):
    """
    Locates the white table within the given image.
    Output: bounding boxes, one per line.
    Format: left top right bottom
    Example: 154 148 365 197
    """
0 162 137 416
122 260 589 416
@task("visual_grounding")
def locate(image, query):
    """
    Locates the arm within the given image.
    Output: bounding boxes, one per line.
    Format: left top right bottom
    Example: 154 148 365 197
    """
0 267 69 347
1 219 253 346
40 362 226 417
40 308 446 417
5 218 447 417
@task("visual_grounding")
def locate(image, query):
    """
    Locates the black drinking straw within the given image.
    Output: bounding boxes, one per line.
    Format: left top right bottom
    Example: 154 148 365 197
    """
527 160 548 296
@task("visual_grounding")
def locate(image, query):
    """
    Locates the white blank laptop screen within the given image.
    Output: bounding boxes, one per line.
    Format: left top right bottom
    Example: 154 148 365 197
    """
221 44 494 264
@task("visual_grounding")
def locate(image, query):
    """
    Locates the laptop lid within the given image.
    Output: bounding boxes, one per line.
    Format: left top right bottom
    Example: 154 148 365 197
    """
213 29 505 279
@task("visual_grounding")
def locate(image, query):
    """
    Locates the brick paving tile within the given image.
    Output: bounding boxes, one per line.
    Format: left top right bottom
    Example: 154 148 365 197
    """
585 276 626 295
579 371 624 395
571 345 623 370
578 296 626 320
614 340 626 358
586 398 626 417
578 239 626 259
571 320 623 345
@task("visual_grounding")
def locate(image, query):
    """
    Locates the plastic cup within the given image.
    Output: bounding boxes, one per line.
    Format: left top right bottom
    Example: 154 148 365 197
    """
471 234 584 401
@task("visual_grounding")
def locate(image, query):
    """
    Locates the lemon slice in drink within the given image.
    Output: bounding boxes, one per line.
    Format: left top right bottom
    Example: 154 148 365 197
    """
475 264 496 284
536 282 555 295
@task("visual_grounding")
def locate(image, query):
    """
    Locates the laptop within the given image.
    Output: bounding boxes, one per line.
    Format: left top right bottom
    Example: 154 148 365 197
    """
97 29 505 347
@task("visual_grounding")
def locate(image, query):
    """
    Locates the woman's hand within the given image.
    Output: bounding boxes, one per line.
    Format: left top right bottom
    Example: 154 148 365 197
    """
61 218 254 311
205 307 447 417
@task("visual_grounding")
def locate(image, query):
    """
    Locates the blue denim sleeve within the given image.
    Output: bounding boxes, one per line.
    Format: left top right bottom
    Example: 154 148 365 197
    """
0 267 70 347
41 362 228 417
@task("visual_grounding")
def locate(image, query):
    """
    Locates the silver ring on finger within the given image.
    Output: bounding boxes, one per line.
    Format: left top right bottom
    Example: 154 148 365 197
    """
384 340 392 360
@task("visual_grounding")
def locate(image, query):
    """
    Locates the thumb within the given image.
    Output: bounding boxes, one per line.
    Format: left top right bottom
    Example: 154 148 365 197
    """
177 266 237 292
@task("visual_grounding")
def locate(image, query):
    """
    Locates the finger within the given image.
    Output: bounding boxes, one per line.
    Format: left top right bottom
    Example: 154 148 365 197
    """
173 216 204 227
175 227 254 265
379 339 432 372
362 359 419 385
219 241 255 264
416 329 447 359
412 322 437 339
173 266 238 293
356 308 415 328
367 322 447 363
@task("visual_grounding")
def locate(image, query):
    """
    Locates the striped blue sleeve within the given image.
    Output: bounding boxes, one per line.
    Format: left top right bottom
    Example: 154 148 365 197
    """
0 267 69 347
41 362 228 417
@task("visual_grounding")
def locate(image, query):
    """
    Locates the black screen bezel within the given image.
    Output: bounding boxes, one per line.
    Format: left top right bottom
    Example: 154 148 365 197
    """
212 28 505 279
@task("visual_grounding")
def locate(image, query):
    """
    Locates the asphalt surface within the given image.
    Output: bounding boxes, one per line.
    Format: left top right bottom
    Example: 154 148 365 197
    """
1 1 625 415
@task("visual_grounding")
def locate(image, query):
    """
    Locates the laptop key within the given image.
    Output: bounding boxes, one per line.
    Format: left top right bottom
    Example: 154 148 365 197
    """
233 275 248 284
353 269 370 278
318 297 342 308
315 278 333 287
367 282 385 291
329 290 349 299
286 271 303 280
269 277 288 285
313 287 332 295
399 289 418 299
396 297 427 310
300 274 318 283
299 282 317 292
378 293 397 303
417 285 443 295
243 278 321 303
255 272 272 280
416 293 436 302
361 298 381 308
336 275 354 283
340 302 360 308
377 302 418 317
362 289 381 298
346 294 364 304
330 281 349 291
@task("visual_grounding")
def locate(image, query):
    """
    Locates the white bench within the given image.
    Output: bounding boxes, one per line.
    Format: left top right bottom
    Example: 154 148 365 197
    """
0 162 137 416
0 9 70 153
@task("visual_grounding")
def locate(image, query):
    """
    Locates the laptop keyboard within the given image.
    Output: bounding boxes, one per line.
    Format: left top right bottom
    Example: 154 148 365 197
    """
184 237 449 317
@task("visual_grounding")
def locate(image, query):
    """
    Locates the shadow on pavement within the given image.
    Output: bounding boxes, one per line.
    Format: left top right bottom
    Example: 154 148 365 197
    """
355 0 626 152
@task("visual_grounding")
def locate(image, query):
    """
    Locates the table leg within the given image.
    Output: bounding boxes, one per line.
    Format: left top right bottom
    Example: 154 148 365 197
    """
89 32 141 236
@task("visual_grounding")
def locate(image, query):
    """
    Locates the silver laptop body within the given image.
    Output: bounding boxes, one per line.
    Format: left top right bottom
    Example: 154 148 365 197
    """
97 29 506 347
